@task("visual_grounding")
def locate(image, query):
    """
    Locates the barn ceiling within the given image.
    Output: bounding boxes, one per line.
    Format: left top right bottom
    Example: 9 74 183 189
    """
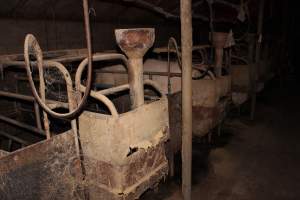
0 0 244 24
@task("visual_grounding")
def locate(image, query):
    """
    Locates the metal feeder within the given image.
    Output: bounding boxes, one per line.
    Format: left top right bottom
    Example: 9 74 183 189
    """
78 28 170 199
231 33 258 106
91 34 232 176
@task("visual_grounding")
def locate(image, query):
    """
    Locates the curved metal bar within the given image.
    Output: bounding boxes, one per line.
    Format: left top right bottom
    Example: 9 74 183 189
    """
79 80 164 113
167 37 182 94
144 79 164 97
95 84 130 96
78 85 119 117
231 55 249 65
75 53 129 117
23 0 93 119
75 53 128 91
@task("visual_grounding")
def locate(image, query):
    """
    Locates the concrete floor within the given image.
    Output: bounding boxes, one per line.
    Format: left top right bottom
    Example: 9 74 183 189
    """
142 81 300 200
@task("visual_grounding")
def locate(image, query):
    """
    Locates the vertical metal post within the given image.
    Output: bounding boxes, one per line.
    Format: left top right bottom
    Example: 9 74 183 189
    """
255 0 265 63
180 0 193 199
34 101 42 130
212 32 229 77
115 28 155 109
251 0 265 120
128 58 145 108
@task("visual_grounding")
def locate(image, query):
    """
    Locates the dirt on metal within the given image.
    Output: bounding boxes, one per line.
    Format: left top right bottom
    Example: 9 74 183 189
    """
79 96 170 199
0 131 84 200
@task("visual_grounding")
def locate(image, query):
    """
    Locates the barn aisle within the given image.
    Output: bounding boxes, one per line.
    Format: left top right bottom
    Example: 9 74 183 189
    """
143 81 300 200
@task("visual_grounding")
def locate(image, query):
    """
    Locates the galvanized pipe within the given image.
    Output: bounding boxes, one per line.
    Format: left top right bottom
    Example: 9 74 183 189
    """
180 0 193 199
96 69 183 77
212 32 228 77
0 130 30 146
34 102 42 130
246 34 256 120
129 58 144 108
75 53 128 93
75 53 129 117
115 28 155 109
255 0 265 63
0 114 45 136
0 90 68 109
95 84 130 96
251 0 265 121
22 0 93 120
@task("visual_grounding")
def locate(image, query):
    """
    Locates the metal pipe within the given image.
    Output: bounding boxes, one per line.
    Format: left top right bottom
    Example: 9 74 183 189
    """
0 131 30 146
22 0 93 120
34 102 42 130
255 0 265 63
180 0 193 199
95 84 130 96
16 76 65 85
96 69 183 77
75 53 129 116
115 28 155 109
212 32 228 77
78 85 119 117
167 37 182 94
0 90 35 101
0 90 69 108
144 79 163 96
250 0 264 120
75 53 128 91
0 114 45 136
0 59 75 139
246 34 256 120
36 49 51 139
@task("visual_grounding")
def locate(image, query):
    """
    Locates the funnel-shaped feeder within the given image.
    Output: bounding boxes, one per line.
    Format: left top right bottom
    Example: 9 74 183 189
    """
212 32 229 77
115 28 155 109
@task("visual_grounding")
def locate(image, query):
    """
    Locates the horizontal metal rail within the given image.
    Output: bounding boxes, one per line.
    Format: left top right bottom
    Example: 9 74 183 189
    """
0 114 45 136
0 90 69 109
0 130 30 145
95 69 183 77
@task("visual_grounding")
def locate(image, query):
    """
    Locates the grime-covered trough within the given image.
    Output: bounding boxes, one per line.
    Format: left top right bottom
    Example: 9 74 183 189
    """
95 31 232 174
0 28 170 200
0 131 84 199
78 28 170 199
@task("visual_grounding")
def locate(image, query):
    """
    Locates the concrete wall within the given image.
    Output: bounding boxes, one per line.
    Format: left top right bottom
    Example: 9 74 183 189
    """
0 18 180 55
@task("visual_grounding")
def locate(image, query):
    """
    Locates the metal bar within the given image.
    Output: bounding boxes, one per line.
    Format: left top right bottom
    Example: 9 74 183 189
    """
251 0 265 120
95 69 183 77
128 58 145 108
0 90 68 108
78 85 119 117
255 0 265 63
18 107 35 113
115 28 155 109
7 139 12 152
0 48 88 63
0 114 45 136
0 130 30 146
0 90 34 101
16 76 66 85
212 32 228 77
75 53 129 117
180 0 193 199
95 84 130 96
34 102 42 130
247 34 256 120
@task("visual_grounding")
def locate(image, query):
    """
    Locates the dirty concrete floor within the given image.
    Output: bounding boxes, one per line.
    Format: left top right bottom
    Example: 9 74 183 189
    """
142 81 300 200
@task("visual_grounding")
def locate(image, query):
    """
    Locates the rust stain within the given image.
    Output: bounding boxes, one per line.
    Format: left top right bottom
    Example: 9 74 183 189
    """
0 131 84 200
119 29 154 51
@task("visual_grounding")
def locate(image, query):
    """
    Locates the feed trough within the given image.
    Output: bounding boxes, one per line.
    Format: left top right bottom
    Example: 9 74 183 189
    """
0 28 170 200
94 33 232 176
